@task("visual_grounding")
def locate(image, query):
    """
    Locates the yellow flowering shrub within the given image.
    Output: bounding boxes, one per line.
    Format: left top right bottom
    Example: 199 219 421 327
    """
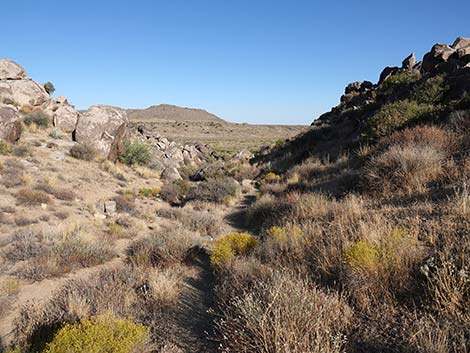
210 232 257 266
43 314 150 353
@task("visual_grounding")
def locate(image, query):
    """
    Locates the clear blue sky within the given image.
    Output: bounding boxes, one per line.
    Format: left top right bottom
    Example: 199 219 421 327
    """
2 0 469 124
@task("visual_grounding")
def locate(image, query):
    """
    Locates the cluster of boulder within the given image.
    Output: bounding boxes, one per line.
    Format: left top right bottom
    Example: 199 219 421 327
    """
0 59 213 178
314 36 470 127
132 124 219 180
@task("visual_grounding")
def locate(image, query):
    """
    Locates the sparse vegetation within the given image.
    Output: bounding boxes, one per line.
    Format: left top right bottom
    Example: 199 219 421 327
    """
119 140 152 166
23 111 50 128
187 178 239 203
69 143 96 161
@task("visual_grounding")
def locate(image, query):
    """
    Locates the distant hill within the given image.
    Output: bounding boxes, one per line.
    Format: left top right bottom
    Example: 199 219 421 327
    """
127 104 225 123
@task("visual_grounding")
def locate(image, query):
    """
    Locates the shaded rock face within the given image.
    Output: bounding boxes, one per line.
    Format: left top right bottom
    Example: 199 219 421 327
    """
422 37 470 74
0 59 51 108
0 104 22 143
74 105 129 161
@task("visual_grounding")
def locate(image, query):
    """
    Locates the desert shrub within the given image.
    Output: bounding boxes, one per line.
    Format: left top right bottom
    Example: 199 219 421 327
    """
69 144 96 161
23 111 50 128
51 188 76 201
186 178 239 203
43 314 151 353
380 71 419 96
413 75 448 104
15 188 51 205
342 228 423 308
214 271 352 353
12 145 32 157
13 231 115 281
0 140 12 155
138 187 160 198
119 140 152 166
343 240 379 273
49 129 63 140
366 100 434 139
2 231 48 262
14 216 38 227
156 206 225 237
126 225 199 268
259 171 281 185
43 81 55 95
112 195 136 214
366 143 444 194
378 125 450 152
210 232 257 267
1 159 26 187
160 180 189 204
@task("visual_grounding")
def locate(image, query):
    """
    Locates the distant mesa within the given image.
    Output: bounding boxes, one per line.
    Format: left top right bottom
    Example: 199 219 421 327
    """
127 104 225 123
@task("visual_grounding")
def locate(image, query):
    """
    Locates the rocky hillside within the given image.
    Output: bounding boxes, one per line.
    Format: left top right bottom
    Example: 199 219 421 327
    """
255 36 470 170
127 104 224 123
0 59 222 179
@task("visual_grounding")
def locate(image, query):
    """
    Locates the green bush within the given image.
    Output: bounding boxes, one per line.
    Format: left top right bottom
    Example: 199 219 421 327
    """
23 111 50 128
365 100 434 139
43 314 150 353
210 232 257 266
43 82 55 95
119 141 152 166
413 75 448 104
380 71 419 95
69 144 96 161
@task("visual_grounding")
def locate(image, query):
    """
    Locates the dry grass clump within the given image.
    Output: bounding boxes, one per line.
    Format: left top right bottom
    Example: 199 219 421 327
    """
448 183 470 218
366 126 449 194
4 229 115 281
186 178 239 203
15 188 51 206
214 271 352 353
126 225 201 268
156 206 226 237
366 143 444 195
69 143 97 161
0 278 21 317
34 183 76 201
1 159 26 188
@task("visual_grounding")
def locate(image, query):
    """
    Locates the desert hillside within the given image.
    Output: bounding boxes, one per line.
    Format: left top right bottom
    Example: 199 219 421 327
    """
0 36 469 353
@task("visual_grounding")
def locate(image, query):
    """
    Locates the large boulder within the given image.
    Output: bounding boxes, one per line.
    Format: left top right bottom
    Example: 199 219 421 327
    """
402 53 417 70
53 104 79 133
0 59 51 108
422 44 455 73
74 105 129 161
0 59 26 80
0 104 22 143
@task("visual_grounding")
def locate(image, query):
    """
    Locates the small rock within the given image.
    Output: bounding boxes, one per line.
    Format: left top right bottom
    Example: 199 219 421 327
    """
41 203 48 210
94 213 106 220
241 179 253 187
161 167 182 181
104 200 117 215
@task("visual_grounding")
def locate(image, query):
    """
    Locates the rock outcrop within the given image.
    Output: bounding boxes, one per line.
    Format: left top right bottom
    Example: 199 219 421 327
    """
131 123 220 179
74 105 130 161
0 104 22 143
0 59 51 108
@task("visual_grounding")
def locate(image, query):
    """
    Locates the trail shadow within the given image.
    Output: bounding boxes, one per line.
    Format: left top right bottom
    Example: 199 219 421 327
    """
224 193 257 233
172 246 217 353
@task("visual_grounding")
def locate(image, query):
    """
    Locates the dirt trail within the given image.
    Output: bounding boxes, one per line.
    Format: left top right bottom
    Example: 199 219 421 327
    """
224 187 258 233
